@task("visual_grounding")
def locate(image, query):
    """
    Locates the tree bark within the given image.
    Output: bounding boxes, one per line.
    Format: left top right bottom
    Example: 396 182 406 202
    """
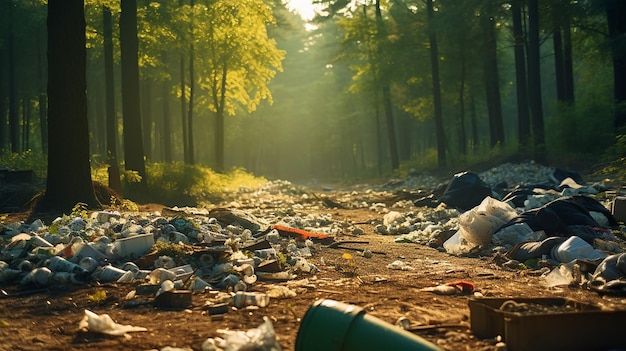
33 0 99 216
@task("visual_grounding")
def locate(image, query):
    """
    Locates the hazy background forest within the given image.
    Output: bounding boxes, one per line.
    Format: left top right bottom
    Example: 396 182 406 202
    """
1 0 626 209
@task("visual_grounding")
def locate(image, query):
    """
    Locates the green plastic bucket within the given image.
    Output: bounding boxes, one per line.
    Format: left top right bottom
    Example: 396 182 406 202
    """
295 299 442 351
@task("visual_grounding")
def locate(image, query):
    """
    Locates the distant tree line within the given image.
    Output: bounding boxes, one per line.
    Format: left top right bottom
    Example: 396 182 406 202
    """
0 0 624 215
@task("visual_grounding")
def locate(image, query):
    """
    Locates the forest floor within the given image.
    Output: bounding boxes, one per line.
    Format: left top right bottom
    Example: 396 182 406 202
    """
1 161 626 351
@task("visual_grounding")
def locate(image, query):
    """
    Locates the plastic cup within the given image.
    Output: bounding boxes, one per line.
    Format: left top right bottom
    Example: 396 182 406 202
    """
295 299 442 351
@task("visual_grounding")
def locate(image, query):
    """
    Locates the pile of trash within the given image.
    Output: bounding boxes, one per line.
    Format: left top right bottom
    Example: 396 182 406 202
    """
388 162 626 295
2 160 626 349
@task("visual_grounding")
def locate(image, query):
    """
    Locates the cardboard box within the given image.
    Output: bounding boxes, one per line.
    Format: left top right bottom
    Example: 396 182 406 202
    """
468 297 626 351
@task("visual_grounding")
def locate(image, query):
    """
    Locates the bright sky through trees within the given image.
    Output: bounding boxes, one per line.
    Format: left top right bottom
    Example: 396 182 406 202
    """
286 0 316 21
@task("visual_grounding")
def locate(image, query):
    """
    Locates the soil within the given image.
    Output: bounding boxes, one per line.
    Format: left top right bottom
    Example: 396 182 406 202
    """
2 193 626 351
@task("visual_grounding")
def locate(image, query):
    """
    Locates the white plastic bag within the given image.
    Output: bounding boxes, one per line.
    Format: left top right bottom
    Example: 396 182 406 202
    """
458 197 517 246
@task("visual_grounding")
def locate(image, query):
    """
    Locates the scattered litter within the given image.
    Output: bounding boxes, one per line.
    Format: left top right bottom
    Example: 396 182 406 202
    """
201 316 281 351
386 260 414 271
420 281 475 295
78 309 147 338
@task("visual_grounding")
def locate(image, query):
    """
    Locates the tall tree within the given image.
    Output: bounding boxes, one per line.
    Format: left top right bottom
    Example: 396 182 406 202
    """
481 3 505 147
527 0 545 162
8 0 18 153
375 0 400 170
511 0 530 151
178 0 189 164
187 0 196 165
196 0 284 172
426 0 447 167
605 0 626 129
103 5 121 194
120 0 146 184
32 0 99 217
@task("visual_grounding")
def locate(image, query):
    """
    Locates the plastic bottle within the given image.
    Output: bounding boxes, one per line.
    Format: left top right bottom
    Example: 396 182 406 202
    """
47 256 90 276
232 291 270 308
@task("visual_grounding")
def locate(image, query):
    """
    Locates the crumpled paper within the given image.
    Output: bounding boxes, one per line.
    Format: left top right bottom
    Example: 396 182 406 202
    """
201 316 281 351
78 309 147 338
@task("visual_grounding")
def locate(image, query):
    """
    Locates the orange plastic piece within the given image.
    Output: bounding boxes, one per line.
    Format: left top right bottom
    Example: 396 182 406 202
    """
271 225 335 244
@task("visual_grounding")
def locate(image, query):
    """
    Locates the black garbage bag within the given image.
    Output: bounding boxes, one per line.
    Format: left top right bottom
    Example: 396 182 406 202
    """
551 168 584 185
500 196 615 241
439 172 492 212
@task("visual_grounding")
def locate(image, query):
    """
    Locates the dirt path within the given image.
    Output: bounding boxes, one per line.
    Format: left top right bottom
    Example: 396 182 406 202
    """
2 203 626 351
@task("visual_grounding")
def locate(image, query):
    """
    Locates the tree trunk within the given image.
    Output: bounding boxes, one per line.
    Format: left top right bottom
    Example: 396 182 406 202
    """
8 0 18 153
382 85 399 170
606 0 626 130
512 0 530 151
22 98 30 151
103 6 121 194
469 91 479 151
427 0 447 168
458 55 467 156
161 67 173 163
563 18 574 104
179 0 188 164
0 1 7 152
36 26 48 154
180 55 188 163
215 63 227 173
120 0 146 184
481 8 505 148
33 0 99 216
142 80 152 160
553 26 566 102
187 45 195 165
527 0 546 162
375 0 399 171
187 0 195 165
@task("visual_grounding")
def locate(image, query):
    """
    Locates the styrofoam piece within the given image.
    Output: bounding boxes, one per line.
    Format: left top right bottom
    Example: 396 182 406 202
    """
71 242 107 264
112 233 155 259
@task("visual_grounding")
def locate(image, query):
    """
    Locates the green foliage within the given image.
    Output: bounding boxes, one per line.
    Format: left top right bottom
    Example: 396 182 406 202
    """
150 241 190 266
0 150 47 178
110 196 139 212
71 202 90 220
116 162 267 207
596 132 626 182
